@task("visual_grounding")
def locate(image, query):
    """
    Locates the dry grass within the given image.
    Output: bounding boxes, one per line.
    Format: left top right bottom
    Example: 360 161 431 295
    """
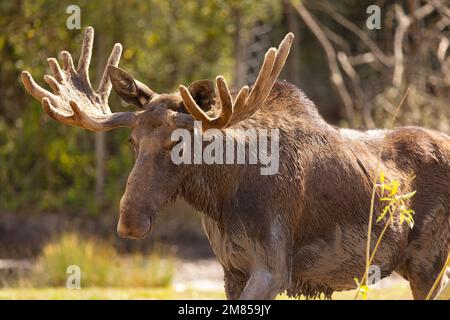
11 233 174 288
0 283 412 300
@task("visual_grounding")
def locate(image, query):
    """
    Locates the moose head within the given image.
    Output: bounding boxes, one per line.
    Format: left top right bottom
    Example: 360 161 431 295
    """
21 27 293 239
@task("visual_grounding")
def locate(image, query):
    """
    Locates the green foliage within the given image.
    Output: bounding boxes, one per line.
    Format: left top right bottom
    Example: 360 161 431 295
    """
353 277 368 300
376 172 416 229
355 171 416 300
28 233 174 288
0 1 279 213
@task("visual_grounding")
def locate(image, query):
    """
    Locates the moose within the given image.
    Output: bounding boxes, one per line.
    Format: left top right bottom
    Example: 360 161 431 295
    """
22 27 449 299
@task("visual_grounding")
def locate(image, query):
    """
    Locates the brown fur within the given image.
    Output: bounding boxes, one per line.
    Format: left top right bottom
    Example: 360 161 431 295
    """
115 79 449 300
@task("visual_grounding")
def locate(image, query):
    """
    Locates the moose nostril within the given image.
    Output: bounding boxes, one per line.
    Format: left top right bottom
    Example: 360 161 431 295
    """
117 224 135 238
117 215 152 239
117 227 133 239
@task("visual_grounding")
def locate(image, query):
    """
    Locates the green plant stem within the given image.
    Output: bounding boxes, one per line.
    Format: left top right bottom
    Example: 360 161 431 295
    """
367 218 392 269
354 209 393 300
425 252 450 300
364 171 379 285
354 89 409 300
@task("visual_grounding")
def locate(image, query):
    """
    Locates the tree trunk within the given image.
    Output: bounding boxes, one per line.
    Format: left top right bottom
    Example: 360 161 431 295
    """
284 0 301 86
233 9 247 88
94 34 106 205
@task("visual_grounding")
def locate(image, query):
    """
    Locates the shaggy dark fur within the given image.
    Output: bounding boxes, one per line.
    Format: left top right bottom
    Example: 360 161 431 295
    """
115 79 450 300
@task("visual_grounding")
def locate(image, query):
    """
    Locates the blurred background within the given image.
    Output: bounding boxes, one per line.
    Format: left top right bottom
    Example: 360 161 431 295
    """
0 0 448 299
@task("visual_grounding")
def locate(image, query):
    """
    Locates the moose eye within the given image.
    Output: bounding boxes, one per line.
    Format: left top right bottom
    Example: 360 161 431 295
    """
128 137 137 148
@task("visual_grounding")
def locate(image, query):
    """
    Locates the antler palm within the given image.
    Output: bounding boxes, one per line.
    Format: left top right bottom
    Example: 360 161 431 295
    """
21 27 133 131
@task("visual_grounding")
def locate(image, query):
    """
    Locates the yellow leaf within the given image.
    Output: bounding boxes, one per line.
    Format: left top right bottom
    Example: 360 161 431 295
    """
379 171 385 183
389 180 400 196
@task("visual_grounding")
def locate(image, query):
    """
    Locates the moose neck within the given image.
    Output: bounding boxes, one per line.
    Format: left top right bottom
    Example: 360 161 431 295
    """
179 162 228 221
177 82 337 222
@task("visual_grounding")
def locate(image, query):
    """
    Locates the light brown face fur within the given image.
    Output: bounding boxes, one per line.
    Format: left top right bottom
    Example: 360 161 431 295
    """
117 105 181 238
110 69 213 238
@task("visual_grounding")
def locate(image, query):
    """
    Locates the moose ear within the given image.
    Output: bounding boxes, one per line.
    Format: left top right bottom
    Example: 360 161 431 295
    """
108 66 154 108
186 80 216 111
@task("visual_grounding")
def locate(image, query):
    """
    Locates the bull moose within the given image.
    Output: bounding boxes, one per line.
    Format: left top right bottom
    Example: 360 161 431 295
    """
21 27 449 299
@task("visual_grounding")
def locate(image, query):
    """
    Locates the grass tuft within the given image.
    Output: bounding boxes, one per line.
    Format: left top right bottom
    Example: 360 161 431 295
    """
22 233 173 288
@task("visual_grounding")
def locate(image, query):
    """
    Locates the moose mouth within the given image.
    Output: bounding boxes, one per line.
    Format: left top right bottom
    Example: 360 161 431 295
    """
116 215 153 239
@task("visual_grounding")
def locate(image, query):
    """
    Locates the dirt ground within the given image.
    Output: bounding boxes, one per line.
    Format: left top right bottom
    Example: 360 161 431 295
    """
172 257 410 295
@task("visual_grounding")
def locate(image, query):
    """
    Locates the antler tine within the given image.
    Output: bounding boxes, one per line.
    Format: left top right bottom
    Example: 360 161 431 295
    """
265 32 294 97
60 50 76 74
98 43 123 99
179 85 211 123
232 47 276 117
214 77 250 128
233 85 250 111
179 76 235 130
275 33 294 74
21 26 135 132
77 26 94 76
247 33 294 108
41 97 69 123
47 58 64 82
227 33 294 126
43 74 60 94
21 71 57 101
214 76 233 127
179 32 294 131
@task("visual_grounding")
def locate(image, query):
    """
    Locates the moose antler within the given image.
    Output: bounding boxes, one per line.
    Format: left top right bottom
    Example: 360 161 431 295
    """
179 33 294 130
21 27 136 131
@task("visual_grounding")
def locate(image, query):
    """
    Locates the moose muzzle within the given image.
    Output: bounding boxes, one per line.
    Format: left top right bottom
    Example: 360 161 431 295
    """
117 197 153 239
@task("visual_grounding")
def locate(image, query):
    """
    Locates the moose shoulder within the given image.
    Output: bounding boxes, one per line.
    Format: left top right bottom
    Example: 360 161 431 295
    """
21 27 449 300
